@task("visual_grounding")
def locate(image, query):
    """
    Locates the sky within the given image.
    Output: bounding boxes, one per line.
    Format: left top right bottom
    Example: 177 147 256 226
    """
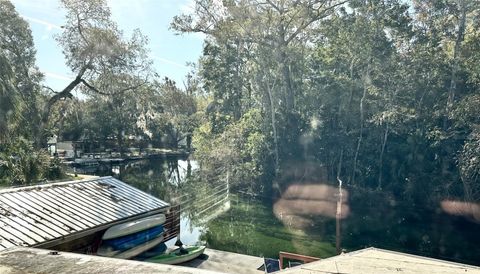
10 0 204 94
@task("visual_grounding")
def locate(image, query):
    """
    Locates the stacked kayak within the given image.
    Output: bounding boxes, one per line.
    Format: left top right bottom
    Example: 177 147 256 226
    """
134 242 168 260
97 214 166 259
144 245 206 265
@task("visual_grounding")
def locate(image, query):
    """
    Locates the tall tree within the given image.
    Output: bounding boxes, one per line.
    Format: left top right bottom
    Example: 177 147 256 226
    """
173 0 347 173
0 0 43 145
0 53 20 141
43 0 152 135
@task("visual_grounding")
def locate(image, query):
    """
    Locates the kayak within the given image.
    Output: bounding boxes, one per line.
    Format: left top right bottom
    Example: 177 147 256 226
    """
102 225 164 250
102 214 166 240
145 246 206 265
98 235 165 260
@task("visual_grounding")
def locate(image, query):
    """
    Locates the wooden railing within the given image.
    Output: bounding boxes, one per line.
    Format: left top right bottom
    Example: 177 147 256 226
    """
163 205 181 242
279 251 320 269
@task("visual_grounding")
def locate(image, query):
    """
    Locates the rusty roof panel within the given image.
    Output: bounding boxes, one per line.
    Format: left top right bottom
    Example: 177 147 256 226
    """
0 177 169 251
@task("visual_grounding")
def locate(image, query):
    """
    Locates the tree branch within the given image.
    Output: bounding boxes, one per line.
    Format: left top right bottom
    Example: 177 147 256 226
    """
265 0 283 13
285 0 347 44
42 85 57 94
80 79 108 95
42 63 90 123
81 76 149 96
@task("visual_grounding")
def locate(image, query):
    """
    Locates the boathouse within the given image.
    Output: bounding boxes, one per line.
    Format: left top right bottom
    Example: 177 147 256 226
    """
0 177 173 252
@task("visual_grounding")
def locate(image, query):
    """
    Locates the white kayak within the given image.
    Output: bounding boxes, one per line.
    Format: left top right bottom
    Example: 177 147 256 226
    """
97 235 165 259
102 214 166 240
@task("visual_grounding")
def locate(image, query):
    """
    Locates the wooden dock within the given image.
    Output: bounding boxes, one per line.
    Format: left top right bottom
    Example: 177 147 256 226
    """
65 149 190 167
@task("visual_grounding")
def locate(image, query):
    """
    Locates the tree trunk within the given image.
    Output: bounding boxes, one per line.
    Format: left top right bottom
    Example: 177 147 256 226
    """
186 133 192 152
234 39 243 120
187 159 192 177
337 148 344 182
277 39 294 112
444 0 467 130
117 129 125 158
352 65 369 185
377 122 389 190
347 58 356 110
265 77 280 174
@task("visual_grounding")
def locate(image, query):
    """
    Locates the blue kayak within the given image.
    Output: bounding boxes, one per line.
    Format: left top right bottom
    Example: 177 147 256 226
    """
102 225 164 250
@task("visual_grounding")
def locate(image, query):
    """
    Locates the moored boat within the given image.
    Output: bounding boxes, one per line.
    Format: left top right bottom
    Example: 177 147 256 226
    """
97 213 167 259
98 235 165 259
145 245 206 265
101 225 164 250
102 214 166 240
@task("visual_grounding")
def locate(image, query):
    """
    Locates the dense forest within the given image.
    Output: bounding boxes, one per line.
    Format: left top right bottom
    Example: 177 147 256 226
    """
1 0 479 214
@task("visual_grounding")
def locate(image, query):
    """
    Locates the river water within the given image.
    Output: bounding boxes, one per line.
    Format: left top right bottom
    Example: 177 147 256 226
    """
79 158 480 265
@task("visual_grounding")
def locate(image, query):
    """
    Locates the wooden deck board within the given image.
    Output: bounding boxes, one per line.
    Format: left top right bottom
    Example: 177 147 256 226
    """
279 247 480 274
179 248 264 274
0 247 223 274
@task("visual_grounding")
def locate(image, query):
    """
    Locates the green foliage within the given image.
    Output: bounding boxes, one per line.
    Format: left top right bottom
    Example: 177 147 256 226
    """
0 53 20 141
0 0 43 144
458 130 480 200
154 78 198 148
48 77 198 154
0 138 52 186
0 1 66 185
2 0 480 205
174 0 480 206
193 108 268 190
200 41 249 125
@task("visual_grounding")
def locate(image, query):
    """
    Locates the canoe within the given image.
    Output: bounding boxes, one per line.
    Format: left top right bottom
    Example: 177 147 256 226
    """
145 245 206 265
102 214 166 240
102 225 164 250
98 235 165 260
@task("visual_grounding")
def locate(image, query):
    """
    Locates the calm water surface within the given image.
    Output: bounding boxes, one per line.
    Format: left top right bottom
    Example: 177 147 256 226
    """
80 158 480 265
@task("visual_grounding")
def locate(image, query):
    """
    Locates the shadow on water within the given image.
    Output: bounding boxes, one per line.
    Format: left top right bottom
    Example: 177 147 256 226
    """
77 159 480 265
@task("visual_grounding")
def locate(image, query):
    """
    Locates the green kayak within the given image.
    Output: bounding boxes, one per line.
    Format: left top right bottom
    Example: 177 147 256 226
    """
145 245 206 265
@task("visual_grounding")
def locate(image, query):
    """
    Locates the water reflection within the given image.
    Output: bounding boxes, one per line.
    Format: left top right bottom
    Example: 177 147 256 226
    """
75 159 480 265
274 184 349 223
272 163 348 255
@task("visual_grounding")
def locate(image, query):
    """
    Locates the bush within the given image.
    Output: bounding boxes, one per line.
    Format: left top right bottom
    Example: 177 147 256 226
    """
0 138 61 186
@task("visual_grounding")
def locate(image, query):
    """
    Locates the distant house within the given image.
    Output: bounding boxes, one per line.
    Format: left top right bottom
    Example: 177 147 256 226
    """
47 136 83 158
56 141 77 158
47 136 57 156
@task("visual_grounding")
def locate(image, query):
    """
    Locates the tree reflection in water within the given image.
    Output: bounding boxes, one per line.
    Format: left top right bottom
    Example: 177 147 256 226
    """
84 159 480 265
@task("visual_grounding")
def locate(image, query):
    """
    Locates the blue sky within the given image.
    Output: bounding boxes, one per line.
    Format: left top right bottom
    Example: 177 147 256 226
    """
10 0 204 93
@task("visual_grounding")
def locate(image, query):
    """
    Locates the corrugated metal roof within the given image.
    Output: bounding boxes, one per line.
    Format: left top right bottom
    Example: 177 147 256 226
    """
0 176 169 251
